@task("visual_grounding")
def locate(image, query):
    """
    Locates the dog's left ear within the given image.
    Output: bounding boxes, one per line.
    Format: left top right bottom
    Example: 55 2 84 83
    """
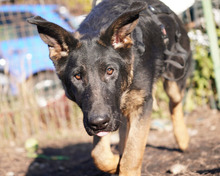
99 2 147 49
27 16 79 61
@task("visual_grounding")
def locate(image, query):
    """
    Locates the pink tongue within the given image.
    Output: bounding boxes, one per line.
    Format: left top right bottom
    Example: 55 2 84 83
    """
96 131 109 137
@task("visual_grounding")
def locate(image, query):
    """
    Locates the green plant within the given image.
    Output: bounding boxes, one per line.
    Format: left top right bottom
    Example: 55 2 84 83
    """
152 79 170 119
185 29 218 111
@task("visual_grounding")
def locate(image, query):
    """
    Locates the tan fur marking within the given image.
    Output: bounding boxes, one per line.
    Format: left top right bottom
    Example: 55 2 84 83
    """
112 18 138 50
119 106 151 176
127 53 134 87
118 94 152 175
112 35 133 49
170 101 189 151
76 42 82 49
152 84 159 111
39 34 67 61
123 36 133 49
48 38 81 61
49 45 69 61
120 54 134 92
74 31 83 40
164 80 189 151
71 32 83 49
62 43 69 51
164 81 183 104
49 45 62 61
97 39 107 47
120 89 146 118
91 134 119 174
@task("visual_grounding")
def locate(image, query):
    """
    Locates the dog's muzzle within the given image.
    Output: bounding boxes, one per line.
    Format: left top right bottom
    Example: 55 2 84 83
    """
84 112 120 137
88 114 110 132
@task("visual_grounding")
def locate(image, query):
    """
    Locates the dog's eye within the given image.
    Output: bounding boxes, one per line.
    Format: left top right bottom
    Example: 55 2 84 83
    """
74 73 82 80
106 68 114 75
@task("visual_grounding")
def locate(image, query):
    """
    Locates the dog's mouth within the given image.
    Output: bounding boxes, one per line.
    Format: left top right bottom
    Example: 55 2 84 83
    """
85 128 113 137
86 125 119 137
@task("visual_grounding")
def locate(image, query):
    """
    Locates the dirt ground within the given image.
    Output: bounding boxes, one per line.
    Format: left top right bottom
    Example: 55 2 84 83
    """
0 106 220 176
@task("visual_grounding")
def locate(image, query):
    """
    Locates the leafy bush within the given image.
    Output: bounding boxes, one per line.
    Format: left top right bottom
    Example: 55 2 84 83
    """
185 29 218 111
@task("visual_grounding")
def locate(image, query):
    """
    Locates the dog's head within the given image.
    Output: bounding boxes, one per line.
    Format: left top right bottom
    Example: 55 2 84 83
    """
27 2 147 136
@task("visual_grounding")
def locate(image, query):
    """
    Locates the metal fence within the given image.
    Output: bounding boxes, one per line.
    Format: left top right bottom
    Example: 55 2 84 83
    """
0 0 91 144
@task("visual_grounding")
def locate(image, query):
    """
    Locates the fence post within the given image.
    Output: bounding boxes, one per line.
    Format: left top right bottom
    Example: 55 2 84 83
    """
202 0 220 109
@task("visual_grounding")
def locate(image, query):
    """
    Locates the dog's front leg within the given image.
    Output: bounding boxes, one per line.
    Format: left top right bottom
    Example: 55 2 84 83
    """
91 134 120 174
119 96 152 176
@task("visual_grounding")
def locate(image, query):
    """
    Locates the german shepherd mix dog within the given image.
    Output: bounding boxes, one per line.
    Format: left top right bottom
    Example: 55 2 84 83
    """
28 0 192 175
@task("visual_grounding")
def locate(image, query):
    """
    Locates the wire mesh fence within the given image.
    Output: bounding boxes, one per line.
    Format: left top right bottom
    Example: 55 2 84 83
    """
0 0 92 144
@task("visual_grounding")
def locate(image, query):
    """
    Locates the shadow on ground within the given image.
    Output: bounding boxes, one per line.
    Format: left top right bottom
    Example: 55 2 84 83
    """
1 107 219 176
25 143 111 176
196 168 220 175
147 144 182 152
25 141 220 176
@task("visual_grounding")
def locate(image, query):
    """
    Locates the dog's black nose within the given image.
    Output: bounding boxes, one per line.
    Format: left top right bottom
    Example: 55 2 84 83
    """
88 115 110 131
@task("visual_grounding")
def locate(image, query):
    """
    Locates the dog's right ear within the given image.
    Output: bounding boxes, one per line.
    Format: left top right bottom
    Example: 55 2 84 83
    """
27 16 79 61
98 2 147 50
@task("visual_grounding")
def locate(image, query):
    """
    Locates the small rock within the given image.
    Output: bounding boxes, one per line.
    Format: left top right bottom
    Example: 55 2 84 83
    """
201 151 207 156
210 126 216 131
169 164 187 175
29 162 40 170
29 162 46 170
151 119 172 132
6 172 14 176
59 166 65 170
25 138 39 153
15 147 25 153
39 163 46 169
164 124 173 132
188 129 198 136
9 141 15 147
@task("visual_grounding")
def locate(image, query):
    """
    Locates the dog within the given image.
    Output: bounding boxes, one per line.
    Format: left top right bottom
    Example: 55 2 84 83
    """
28 0 192 175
